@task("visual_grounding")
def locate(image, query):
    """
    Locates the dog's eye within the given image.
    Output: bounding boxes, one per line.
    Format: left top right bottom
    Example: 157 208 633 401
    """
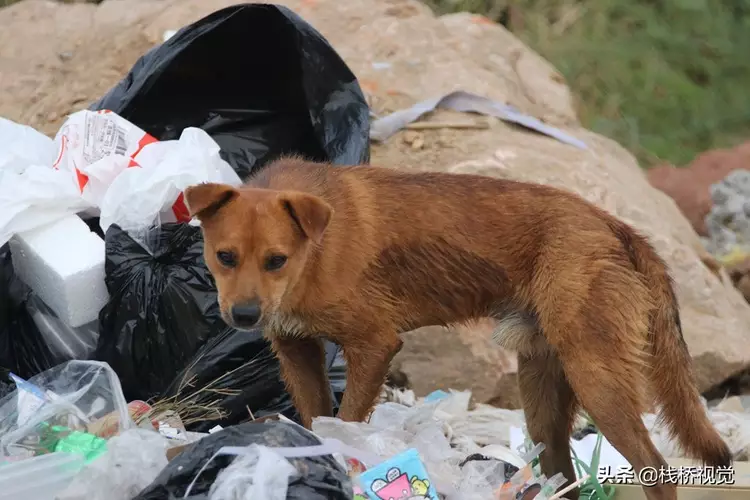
264 254 288 271
216 250 237 268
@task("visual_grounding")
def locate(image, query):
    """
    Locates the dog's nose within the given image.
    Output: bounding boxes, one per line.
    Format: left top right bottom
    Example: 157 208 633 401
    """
231 302 261 327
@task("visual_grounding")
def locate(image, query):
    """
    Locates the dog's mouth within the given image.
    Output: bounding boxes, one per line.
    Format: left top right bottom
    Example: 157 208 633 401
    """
221 310 264 332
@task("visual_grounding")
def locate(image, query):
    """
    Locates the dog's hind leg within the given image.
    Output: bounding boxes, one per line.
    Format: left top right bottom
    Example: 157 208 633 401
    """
558 346 675 500
518 349 580 499
540 266 676 500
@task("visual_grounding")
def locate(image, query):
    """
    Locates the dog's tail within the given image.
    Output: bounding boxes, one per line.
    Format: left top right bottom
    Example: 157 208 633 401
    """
611 220 732 468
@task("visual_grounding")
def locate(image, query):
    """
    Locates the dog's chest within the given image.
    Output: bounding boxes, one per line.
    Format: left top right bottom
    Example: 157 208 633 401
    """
264 311 311 339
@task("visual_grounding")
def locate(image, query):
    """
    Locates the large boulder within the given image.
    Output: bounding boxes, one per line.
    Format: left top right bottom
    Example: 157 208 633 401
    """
1 0 749 408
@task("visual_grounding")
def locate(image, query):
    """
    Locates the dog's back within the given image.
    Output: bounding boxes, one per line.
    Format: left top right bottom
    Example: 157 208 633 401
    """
249 158 637 332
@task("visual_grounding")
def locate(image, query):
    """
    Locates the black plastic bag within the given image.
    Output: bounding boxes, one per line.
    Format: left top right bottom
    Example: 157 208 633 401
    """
0 245 50 377
95 224 226 401
163 325 347 432
89 3 370 179
134 421 352 500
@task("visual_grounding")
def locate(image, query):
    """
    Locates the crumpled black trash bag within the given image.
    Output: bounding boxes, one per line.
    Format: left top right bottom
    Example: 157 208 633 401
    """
163 325 347 432
134 421 352 500
95 224 228 401
96 223 346 424
88 2 370 179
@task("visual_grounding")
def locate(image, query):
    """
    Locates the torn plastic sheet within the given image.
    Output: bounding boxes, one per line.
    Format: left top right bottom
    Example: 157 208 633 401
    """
369 90 587 149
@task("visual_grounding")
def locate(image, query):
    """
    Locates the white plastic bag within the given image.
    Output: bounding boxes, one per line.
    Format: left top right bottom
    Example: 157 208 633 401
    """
98 126 242 235
0 119 89 248
0 117 57 175
0 451 86 500
0 111 146 247
209 445 297 500
0 165 88 248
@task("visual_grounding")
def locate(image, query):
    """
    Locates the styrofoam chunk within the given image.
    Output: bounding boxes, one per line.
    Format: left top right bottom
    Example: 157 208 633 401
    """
10 215 109 328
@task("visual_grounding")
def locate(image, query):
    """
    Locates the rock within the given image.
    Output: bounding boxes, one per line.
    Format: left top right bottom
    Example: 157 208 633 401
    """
2 0 750 408
391 321 521 409
728 257 750 303
647 141 750 236
704 169 750 258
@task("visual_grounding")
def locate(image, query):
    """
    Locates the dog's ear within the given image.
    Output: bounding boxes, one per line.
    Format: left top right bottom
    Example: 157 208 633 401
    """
278 191 332 244
184 183 238 220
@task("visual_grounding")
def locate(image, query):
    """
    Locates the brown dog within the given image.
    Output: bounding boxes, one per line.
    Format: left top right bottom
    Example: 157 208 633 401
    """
185 157 731 500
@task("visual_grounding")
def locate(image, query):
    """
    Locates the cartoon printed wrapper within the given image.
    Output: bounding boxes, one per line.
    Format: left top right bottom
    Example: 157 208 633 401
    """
358 448 439 500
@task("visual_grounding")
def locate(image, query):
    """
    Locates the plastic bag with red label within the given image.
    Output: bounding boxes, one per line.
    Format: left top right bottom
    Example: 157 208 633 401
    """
51 109 242 239
51 109 157 209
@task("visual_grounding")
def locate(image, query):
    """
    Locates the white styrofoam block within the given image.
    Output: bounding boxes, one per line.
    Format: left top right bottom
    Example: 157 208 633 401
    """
10 214 109 328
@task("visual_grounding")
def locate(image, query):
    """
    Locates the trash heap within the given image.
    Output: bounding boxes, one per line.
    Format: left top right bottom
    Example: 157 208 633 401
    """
0 360 573 500
0 4 364 498
0 4 572 499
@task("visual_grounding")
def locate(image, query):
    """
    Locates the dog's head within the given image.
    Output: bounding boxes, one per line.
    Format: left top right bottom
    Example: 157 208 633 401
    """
184 182 332 330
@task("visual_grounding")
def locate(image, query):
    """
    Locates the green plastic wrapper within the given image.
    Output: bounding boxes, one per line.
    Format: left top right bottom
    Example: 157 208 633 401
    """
49 426 108 462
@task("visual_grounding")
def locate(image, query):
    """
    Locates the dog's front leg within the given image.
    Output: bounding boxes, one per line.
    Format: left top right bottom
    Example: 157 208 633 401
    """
271 335 333 428
338 335 403 422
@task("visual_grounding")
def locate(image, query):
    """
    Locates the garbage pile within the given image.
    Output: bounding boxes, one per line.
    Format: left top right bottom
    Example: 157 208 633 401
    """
0 360 577 500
